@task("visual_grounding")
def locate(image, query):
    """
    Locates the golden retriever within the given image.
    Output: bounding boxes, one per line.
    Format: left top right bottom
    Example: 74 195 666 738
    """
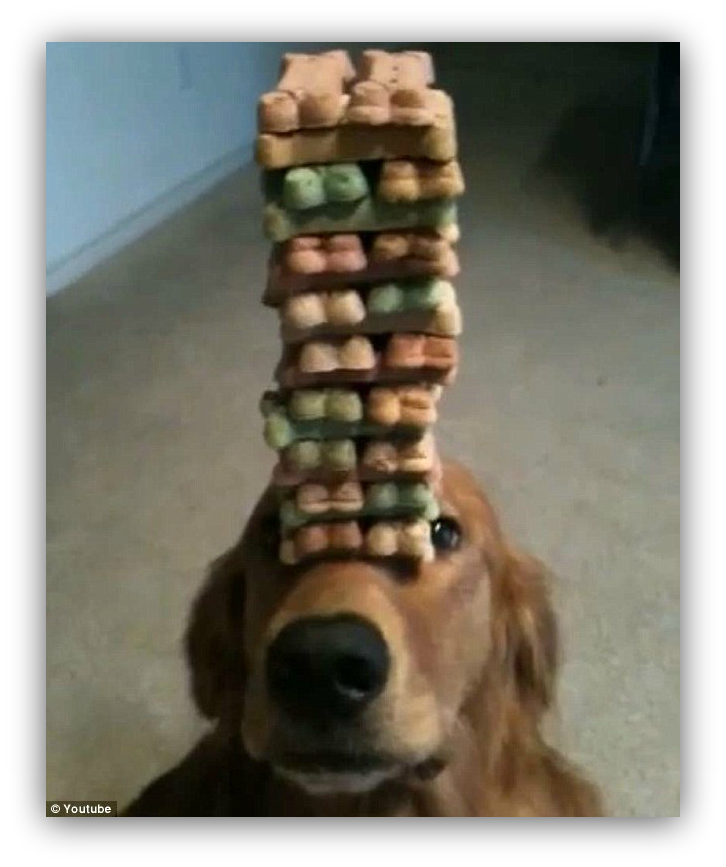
125 460 603 816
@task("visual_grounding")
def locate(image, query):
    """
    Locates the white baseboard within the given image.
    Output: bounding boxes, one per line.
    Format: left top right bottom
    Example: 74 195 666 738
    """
46 144 252 296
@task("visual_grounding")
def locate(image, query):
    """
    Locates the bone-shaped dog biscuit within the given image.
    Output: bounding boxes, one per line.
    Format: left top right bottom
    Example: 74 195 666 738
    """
264 231 460 304
279 334 458 387
280 280 462 342
346 51 437 127
280 480 439 528
273 432 439 484
279 518 435 565
378 160 465 203
258 51 355 133
261 387 440 451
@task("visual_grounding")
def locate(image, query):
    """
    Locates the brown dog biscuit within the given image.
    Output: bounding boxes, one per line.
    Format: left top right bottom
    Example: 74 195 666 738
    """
281 517 434 565
396 387 439 426
329 481 366 513
384 334 459 371
347 50 436 127
396 433 438 474
295 483 332 515
362 432 438 476
258 51 355 133
366 386 437 427
327 521 364 550
264 231 460 304
279 289 462 343
378 160 465 202
256 89 456 168
284 234 367 275
295 481 365 516
293 523 333 558
366 388 402 426
277 335 458 388
271 455 439 487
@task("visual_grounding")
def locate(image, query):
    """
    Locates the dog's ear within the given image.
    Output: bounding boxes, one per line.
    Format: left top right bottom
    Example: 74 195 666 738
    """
492 547 558 713
184 546 247 720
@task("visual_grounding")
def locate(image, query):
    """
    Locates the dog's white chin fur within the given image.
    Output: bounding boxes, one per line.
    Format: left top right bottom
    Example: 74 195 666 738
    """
277 766 400 796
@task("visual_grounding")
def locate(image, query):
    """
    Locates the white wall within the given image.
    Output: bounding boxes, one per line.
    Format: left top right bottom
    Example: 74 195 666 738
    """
46 42 411 295
45 42 287 294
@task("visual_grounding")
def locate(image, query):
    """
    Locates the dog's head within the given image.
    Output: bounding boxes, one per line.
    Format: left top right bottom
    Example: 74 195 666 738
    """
185 460 557 796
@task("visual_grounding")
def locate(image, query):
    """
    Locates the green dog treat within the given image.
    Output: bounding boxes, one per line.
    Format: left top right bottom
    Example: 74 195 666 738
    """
289 389 326 420
366 482 399 511
404 278 446 309
280 499 303 530
278 481 440 530
398 482 433 509
282 167 325 211
261 390 430 450
323 163 369 203
367 283 404 315
365 278 447 316
320 439 357 471
263 197 457 242
278 164 368 212
286 440 322 470
264 411 294 449
326 389 363 422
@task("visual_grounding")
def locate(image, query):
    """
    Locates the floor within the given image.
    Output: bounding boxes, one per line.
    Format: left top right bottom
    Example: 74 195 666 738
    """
46 44 679 816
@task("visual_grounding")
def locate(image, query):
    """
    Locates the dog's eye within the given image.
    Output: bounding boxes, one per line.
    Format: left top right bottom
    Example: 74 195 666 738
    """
431 517 462 552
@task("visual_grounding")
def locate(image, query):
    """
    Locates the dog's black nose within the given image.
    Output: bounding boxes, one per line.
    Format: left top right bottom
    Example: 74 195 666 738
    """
266 614 389 718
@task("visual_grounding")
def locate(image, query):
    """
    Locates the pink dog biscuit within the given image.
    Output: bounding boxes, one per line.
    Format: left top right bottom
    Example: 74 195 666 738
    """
263 230 460 305
280 517 435 565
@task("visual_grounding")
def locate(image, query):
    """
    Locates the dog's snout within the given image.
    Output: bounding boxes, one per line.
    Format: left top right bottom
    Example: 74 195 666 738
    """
266 614 389 718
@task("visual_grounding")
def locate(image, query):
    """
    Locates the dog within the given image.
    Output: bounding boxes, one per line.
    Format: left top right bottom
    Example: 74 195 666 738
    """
124 460 603 816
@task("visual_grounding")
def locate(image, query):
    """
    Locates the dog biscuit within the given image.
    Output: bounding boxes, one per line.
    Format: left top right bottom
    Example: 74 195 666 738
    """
263 194 457 242
272 432 440 486
261 386 440 450
264 231 460 303
258 51 356 133
268 160 464 210
280 279 461 342
279 480 440 529
276 334 458 388
279 518 435 565
256 51 457 168
377 159 465 203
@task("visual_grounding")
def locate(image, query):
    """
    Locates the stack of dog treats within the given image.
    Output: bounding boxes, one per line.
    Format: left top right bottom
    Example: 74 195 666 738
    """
256 49 463 565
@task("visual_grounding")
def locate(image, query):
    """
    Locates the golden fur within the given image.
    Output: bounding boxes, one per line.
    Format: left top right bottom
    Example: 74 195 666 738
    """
125 460 603 816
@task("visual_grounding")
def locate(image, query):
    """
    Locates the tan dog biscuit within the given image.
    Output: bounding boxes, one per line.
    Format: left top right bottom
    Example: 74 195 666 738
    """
279 285 462 343
378 160 465 202
258 51 355 133
256 90 456 168
277 335 458 388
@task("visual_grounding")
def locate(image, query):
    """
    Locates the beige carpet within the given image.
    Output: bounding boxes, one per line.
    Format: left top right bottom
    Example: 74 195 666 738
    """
46 44 679 816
